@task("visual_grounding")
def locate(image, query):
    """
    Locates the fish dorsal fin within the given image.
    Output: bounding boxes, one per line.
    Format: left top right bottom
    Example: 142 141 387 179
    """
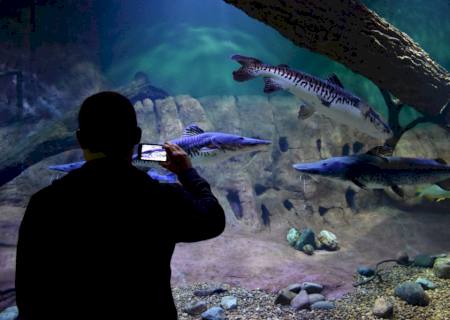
183 124 204 137
435 158 447 165
327 73 344 88
277 64 289 68
366 145 393 158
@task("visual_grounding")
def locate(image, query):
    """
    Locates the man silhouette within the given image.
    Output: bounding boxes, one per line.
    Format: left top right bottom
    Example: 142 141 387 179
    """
15 91 225 319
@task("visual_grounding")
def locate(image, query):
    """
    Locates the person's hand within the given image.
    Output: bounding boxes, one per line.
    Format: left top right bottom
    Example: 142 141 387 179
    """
160 142 192 174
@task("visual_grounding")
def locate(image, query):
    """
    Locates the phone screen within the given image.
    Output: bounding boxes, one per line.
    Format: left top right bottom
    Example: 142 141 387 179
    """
138 144 167 162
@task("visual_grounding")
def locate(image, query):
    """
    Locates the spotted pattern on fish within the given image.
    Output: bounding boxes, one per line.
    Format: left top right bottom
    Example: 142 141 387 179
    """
252 63 360 108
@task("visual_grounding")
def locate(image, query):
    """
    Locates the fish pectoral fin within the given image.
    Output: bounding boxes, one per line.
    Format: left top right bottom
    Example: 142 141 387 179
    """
326 73 344 88
351 178 366 189
263 77 284 93
366 145 393 158
298 104 316 120
391 185 404 198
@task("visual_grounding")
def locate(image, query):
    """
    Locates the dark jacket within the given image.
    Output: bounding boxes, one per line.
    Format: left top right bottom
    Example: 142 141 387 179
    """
15 158 225 319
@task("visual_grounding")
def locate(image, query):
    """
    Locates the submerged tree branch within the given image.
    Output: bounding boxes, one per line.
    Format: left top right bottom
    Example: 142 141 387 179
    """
224 0 450 120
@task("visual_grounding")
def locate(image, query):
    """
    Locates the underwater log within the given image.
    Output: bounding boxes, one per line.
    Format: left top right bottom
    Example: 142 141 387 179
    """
224 0 450 120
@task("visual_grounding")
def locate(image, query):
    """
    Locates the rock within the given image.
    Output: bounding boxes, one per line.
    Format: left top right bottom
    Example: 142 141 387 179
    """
275 288 297 305
220 295 237 310
433 257 450 279
286 283 302 294
415 277 437 290
290 290 310 310
413 254 436 268
394 281 430 306
294 228 316 250
372 296 393 319
357 266 376 277
0 306 18 320
183 301 208 316
194 287 227 297
154 97 184 141
303 244 315 255
201 306 226 320
311 301 335 310
308 293 325 304
317 230 339 250
286 228 301 246
396 251 410 265
302 282 324 294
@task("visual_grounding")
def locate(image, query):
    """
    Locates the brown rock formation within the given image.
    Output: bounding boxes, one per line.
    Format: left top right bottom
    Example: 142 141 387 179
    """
224 0 450 119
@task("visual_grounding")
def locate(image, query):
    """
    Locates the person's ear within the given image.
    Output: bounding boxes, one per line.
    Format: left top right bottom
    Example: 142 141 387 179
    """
76 129 88 149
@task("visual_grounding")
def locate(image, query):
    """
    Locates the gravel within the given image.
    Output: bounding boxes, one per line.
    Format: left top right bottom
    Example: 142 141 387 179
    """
173 265 450 319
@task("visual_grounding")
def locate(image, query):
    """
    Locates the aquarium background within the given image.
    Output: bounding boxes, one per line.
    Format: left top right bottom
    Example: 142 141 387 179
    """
1 0 450 318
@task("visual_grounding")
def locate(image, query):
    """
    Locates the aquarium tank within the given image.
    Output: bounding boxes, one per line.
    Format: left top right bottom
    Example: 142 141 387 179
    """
0 0 449 319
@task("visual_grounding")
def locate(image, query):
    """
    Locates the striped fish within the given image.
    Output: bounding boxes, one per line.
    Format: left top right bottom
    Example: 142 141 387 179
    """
231 54 392 140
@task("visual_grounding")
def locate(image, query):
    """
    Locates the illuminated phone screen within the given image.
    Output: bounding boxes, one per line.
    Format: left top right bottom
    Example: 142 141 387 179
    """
139 144 167 162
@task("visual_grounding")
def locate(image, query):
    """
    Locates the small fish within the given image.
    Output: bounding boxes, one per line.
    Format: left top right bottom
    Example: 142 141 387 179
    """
416 184 450 202
292 146 450 197
231 54 392 140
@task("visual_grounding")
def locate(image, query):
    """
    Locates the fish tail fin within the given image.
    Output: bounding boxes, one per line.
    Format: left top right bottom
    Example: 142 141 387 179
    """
263 77 283 93
231 54 262 82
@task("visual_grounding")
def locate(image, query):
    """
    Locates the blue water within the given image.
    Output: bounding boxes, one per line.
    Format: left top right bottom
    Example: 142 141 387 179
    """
94 0 450 123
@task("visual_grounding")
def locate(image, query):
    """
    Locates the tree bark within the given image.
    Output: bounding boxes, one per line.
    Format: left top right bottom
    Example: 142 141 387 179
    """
224 0 450 119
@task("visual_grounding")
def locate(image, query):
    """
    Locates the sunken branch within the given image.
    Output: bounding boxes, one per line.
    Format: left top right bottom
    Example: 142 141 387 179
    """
224 0 450 121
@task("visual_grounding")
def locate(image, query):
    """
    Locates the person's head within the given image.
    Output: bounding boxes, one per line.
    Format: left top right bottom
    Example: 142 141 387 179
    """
76 91 141 160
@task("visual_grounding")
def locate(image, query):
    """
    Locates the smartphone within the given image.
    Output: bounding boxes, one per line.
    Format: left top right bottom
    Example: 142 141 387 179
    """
138 143 167 162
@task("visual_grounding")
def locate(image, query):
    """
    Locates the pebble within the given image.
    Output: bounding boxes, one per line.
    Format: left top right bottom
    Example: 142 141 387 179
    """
286 283 302 294
415 277 437 290
274 288 296 305
311 301 335 310
294 228 316 250
172 264 450 320
394 281 430 306
221 295 237 310
183 301 208 315
290 290 309 310
303 244 314 255
308 293 325 304
413 254 435 268
433 257 450 279
317 230 339 250
302 282 323 294
201 306 225 320
194 287 227 297
286 228 301 246
372 296 393 319
0 306 18 320
396 251 410 265
357 266 376 277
